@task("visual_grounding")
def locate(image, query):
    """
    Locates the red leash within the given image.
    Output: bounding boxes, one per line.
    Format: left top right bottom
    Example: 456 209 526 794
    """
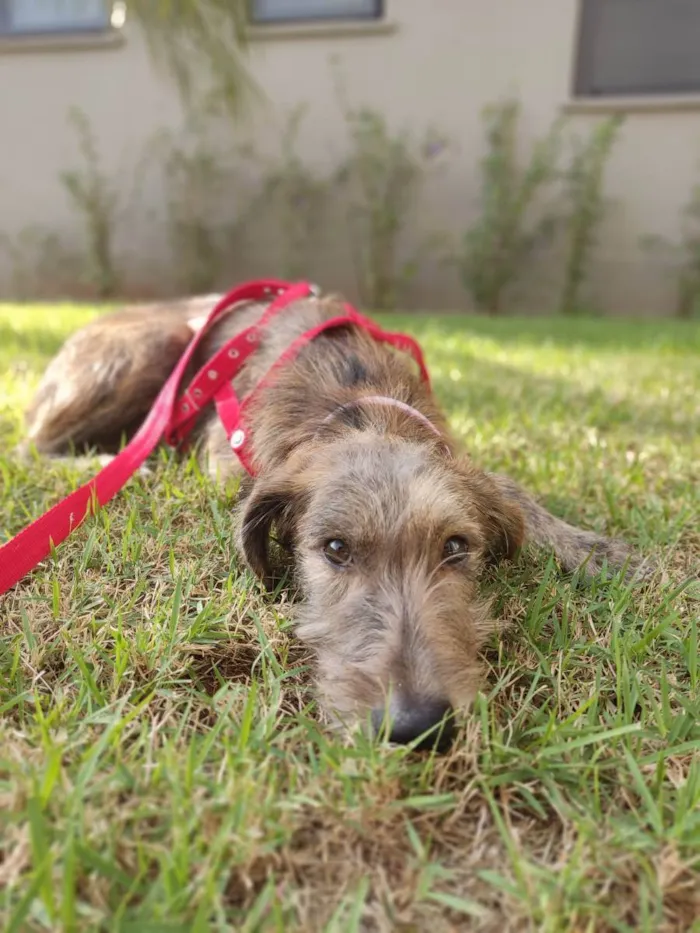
0 279 430 597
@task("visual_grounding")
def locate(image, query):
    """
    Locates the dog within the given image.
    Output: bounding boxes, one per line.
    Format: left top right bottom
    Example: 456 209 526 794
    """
18 289 652 751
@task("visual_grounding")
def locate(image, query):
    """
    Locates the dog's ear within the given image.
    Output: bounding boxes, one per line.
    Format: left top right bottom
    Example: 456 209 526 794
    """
237 459 310 588
480 486 525 562
453 457 525 563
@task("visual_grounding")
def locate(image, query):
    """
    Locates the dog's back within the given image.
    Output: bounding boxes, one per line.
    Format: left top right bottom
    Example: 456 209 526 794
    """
20 291 438 478
21 298 209 457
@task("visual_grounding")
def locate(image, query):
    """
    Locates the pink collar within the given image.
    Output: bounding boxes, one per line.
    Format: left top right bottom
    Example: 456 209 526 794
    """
323 395 440 435
321 395 450 453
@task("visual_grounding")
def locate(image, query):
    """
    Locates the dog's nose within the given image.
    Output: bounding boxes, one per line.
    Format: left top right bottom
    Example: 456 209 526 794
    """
371 697 456 752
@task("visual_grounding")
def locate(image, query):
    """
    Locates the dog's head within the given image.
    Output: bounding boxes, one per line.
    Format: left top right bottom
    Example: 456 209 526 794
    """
237 432 523 750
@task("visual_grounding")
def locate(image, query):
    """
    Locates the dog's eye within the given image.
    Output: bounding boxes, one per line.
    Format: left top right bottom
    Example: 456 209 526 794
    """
443 536 470 563
324 538 352 567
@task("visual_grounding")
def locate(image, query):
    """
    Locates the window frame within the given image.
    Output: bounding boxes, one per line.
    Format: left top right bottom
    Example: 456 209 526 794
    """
248 0 383 27
0 0 112 38
574 0 700 99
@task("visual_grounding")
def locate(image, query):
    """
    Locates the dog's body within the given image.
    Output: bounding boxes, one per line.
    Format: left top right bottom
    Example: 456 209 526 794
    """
21 291 651 749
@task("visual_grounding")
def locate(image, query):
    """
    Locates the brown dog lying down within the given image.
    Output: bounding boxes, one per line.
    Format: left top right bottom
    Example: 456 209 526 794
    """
20 291 652 751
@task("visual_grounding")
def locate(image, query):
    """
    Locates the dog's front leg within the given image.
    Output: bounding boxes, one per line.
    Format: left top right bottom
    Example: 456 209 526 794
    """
489 473 654 580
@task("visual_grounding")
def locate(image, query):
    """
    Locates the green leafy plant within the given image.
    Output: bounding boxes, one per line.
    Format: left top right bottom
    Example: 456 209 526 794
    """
242 104 331 281
643 176 700 320
559 115 623 315
0 226 81 301
149 113 244 294
458 98 564 315
675 185 700 319
334 74 448 310
60 107 121 298
125 0 253 117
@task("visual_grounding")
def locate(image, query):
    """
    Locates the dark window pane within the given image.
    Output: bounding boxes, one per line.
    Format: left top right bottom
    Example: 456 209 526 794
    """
576 0 700 96
251 0 381 24
0 0 109 35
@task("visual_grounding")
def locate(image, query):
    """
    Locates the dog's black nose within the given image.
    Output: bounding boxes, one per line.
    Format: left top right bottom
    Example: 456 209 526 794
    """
371 698 456 752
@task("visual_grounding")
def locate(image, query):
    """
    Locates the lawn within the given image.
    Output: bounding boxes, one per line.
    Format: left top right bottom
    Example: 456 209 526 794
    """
1 303 699 932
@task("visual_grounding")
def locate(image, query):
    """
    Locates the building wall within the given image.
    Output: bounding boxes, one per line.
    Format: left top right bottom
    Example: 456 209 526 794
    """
1 0 699 313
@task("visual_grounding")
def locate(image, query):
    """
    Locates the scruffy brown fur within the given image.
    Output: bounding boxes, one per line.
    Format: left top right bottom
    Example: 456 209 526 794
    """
20 292 653 748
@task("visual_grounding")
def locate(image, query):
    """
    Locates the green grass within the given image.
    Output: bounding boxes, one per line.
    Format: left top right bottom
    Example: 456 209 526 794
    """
1 303 699 932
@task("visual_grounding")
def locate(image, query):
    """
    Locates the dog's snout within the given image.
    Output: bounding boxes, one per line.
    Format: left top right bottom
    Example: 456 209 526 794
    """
371 697 455 753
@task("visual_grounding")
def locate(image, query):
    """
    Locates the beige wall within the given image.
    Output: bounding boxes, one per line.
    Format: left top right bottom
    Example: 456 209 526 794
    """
1 0 699 314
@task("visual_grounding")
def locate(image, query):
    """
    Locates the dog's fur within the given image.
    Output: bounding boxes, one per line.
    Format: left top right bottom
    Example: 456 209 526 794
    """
19 292 652 745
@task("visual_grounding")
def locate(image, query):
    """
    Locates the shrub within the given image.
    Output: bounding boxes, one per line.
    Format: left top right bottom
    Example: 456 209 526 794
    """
334 76 447 310
149 113 244 294
457 98 564 315
60 107 121 298
559 115 623 315
0 227 81 301
241 104 331 281
643 176 700 320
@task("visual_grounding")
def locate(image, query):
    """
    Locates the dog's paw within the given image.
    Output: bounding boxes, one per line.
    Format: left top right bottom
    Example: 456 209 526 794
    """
565 532 657 583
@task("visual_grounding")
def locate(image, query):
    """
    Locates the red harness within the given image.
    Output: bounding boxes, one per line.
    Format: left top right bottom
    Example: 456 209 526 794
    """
0 279 430 597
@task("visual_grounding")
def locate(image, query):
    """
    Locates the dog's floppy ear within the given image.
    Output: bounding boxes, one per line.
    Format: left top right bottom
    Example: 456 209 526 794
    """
237 458 311 588
480 487 525 562
453 457 525 563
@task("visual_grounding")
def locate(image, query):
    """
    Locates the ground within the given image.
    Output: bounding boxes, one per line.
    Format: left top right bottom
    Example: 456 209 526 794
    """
0 303 699 933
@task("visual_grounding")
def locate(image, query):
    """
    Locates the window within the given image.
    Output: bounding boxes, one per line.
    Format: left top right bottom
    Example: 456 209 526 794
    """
250 0 382 26
575 0 700 97
0 0 110 36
